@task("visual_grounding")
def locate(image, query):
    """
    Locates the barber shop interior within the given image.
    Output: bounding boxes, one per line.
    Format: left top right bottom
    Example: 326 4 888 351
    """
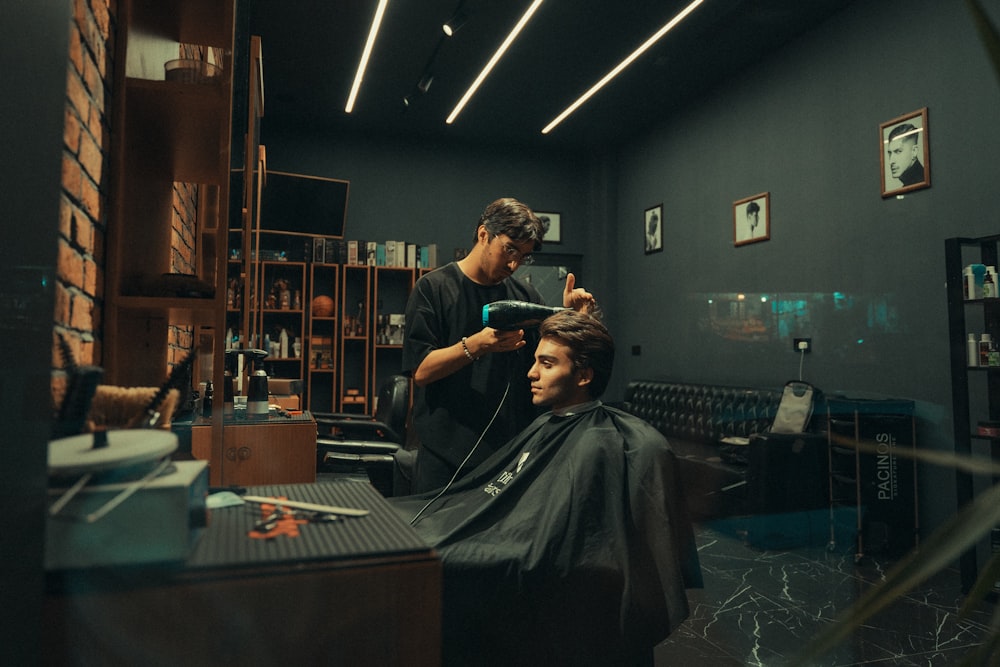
10 0 1000 665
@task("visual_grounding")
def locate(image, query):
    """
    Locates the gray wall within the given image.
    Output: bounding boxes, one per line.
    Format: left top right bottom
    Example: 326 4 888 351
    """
613 0 1000 534
261 0 1000 534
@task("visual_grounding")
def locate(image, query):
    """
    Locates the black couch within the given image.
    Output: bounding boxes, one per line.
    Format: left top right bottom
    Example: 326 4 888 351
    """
621 380 829 523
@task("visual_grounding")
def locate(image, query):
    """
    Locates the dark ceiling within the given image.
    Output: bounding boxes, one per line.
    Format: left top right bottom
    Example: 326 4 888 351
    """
249 0 854 153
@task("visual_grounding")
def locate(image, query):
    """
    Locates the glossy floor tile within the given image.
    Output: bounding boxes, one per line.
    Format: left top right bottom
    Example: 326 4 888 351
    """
655 521 995 666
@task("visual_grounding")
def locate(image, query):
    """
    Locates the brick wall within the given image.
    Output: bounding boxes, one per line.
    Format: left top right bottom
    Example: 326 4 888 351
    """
55 0 203 405
54 0 116 405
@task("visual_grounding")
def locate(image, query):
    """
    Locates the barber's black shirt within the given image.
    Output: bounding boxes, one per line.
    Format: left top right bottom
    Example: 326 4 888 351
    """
403 262 543 488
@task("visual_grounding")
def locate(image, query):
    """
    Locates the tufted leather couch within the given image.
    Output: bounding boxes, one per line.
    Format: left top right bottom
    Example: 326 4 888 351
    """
622 380 801 521
623 380 781 445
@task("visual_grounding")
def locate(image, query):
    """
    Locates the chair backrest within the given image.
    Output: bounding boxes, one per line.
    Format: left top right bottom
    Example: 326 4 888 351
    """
375 375 410 440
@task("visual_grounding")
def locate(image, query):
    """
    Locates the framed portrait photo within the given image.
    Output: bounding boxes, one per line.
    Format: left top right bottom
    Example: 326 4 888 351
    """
880 107 930 197
644 204 663 255
733 192 770 247
535 211 561 244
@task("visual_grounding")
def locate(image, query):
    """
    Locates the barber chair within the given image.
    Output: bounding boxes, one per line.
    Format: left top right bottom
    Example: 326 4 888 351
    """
742 381 829 549
315 374 410 497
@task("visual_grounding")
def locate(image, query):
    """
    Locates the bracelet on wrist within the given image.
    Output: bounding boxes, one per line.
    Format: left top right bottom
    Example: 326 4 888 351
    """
461 336 475 361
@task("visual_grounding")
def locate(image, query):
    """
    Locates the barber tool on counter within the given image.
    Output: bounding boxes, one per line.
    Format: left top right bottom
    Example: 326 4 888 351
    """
482 300 567 330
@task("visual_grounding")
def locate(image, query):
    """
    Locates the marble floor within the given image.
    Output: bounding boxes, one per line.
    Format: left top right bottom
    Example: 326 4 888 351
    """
654 518 996 667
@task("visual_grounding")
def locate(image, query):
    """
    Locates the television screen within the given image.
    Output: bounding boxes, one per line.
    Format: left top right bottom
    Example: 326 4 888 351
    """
258 170 349 238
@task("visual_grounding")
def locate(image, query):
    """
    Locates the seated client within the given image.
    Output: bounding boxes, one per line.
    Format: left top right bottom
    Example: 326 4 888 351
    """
390 310 702 667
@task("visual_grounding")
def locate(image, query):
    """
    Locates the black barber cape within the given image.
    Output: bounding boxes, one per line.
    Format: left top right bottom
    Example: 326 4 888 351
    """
389 402 703 667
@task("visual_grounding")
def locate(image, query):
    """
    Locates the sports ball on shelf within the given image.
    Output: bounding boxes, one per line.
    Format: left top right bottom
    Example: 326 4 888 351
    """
312 295 335 318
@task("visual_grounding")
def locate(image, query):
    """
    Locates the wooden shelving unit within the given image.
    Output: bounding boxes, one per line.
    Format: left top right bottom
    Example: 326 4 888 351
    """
104 0 236 471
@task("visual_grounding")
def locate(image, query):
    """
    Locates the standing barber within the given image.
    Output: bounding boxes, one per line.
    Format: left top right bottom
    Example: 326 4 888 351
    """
403 198 595 493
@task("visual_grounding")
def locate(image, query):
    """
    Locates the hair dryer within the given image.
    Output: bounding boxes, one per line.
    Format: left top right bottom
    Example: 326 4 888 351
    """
482 300 567 330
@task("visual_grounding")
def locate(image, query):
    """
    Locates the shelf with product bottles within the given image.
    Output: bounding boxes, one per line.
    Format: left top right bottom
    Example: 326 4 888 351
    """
372 267 415 398
945 234 1000 593
306 263 340 413
339 265 371 413
254 260 306 382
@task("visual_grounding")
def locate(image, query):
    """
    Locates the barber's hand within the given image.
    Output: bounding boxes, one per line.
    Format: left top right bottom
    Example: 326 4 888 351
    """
468 327 526 356
563 272 596 313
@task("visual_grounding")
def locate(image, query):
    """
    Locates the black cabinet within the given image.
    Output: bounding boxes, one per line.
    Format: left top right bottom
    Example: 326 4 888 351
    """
826 397 918 561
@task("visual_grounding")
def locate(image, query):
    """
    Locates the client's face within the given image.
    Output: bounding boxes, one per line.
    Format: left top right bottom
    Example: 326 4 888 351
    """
527 337 590 411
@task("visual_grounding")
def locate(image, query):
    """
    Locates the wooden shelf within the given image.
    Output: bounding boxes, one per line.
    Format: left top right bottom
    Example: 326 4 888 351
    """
131 0 234 47
125 79 230 184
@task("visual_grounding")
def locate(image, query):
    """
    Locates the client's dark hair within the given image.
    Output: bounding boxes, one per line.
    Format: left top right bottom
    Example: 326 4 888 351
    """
477 197 545 249
539 310 615 398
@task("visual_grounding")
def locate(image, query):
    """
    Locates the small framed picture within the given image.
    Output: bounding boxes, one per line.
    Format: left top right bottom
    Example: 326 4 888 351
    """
536 211 561 244
733 192 770 247
644 204 663 255
880 107 930 197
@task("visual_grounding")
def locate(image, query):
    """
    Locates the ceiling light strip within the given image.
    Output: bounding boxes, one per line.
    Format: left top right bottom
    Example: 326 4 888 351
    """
446 0 545 125
345 0 390 113
541 0 704 135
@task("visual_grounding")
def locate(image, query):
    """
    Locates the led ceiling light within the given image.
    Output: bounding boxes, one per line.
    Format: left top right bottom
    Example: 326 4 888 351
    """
417 72 434 93
345 0 390 113
541 0 705 135
446 0 545 125
442 9 469 37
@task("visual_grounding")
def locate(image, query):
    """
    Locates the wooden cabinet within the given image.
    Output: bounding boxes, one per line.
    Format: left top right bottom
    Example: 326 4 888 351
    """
191 416 317 486
945 234 1000 591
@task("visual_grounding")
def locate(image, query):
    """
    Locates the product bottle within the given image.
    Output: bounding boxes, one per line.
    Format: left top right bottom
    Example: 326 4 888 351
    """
985 270 995 299
973 264 987 299
279 328 289 358
247 370 270 419
981 333 993 367
965 266 975 300
969 333 979 367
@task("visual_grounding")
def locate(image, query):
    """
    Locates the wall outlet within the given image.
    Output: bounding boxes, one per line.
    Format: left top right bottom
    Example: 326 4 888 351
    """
793 337 812 353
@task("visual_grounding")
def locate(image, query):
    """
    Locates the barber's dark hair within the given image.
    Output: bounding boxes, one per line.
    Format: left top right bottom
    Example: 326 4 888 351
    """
476 197 545 249
538 310 614 399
